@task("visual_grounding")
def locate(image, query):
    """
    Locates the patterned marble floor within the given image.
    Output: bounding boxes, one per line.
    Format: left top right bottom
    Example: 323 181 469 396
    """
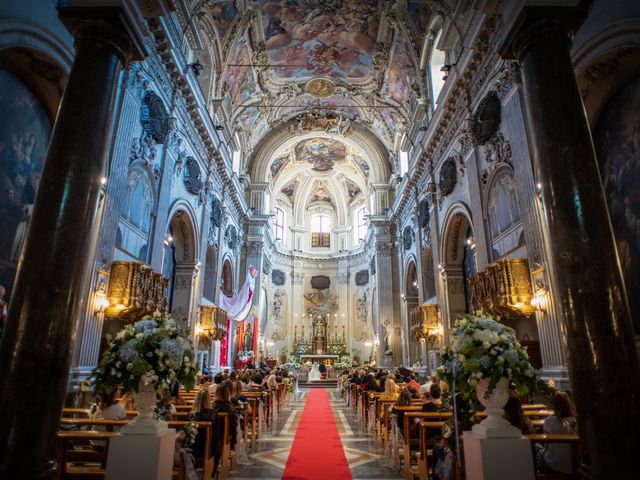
228 388 402 480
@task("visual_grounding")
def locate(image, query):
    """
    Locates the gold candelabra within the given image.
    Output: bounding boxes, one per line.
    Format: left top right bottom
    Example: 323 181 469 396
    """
105 261 168 319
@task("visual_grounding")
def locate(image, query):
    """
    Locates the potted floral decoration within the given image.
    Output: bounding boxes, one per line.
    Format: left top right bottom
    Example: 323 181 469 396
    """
92 311 198 434
437 313 541 437
238 349 255 362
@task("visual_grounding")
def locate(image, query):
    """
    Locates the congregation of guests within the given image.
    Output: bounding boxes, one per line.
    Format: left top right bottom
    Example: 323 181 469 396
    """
342 365 578 480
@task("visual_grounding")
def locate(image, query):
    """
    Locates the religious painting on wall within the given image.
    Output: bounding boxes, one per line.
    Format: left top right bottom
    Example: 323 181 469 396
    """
593 74 640 332
0 68 51 296
294 137 346 172
260 0 381 79
385 34 418 105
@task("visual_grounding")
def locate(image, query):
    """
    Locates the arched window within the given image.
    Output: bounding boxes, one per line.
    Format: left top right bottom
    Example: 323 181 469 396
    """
274 207 285 242
117 169 154 262
429 30 446 106
202 245 217 301
311 214 330 247
488 171 522 241
354 207 368 245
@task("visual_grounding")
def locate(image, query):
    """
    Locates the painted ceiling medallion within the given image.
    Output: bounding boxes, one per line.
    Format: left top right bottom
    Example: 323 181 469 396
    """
305 78 336 98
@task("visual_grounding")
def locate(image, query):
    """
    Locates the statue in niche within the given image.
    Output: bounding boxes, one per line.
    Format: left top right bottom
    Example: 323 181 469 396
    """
271 289 286 340
304 289 338 316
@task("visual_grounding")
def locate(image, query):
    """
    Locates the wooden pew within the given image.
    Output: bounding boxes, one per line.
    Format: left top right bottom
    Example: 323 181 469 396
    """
56 430 115 479
402 411 453 480
416 421 447 480
58 415 230 480
525 433 581 479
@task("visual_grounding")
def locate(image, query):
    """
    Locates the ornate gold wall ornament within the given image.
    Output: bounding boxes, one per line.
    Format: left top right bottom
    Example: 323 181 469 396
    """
105 261 168 319
410 304 442 342
199 305 228 342
470 258 535 318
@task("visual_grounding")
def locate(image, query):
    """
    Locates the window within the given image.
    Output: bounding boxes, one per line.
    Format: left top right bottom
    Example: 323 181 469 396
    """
117 169 153 262
354 207 368 245
274 207 285 242
399 151 409 177
429 30 446 106
311 214 331 247
232 149 241 174
488 172 522 240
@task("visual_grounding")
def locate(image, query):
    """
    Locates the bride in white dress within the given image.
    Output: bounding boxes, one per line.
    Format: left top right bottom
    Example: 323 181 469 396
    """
308 362 322 382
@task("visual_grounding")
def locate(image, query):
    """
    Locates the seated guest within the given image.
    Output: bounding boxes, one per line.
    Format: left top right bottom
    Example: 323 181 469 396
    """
231 380 252 417
536 391 577 475
406 385 419 399
406 373 420 390
91 388 126 420
381 377 399 400
419 376 433 395
422 384 447 412
212 380 238 470
394 388 413 427
209 372 224 397
504 396 535 434
364 373 378 391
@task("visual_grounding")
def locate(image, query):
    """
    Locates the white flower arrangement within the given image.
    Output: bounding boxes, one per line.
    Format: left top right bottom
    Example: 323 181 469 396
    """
237 349 255 362
92 312 197 396
437 314 541 400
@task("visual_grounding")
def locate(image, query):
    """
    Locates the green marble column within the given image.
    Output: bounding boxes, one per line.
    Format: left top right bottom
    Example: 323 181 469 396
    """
0 7 139 479
503 8 640 478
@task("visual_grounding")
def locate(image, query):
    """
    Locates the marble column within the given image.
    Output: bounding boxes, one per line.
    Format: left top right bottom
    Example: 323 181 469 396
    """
0 7 141 478
502 8 640 477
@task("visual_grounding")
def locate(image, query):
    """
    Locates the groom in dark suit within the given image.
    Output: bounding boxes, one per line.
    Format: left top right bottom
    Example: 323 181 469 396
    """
319 361 327 379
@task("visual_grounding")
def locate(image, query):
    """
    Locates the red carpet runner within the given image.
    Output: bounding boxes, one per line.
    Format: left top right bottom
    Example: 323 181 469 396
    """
282 388 351 480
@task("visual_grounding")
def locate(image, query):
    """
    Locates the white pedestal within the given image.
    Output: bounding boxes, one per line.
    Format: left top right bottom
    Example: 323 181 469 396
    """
463 431 535 480
105 429 176 480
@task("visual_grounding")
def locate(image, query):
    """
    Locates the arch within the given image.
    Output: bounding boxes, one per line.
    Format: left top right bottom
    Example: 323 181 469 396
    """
440 203 474 268
221 257 234 297
166 200 199 263
0 21 72 122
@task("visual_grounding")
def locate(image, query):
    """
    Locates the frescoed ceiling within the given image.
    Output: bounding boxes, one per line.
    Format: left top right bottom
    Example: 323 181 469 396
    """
190 0 441 158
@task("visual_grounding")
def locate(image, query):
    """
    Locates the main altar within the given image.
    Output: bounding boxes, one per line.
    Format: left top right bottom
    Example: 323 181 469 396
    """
293 314 347 361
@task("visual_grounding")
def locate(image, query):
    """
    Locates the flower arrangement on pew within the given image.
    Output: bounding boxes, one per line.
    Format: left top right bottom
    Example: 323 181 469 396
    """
437 313 541 402
93 311 198 396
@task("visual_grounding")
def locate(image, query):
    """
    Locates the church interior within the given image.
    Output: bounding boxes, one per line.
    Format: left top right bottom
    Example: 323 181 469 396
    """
0 0 639 479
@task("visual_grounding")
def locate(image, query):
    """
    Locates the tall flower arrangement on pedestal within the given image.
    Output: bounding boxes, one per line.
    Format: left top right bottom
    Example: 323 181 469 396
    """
92 311 198 397
437 314 540 401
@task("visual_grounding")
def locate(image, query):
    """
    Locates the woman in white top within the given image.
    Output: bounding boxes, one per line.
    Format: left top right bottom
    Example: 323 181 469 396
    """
537 391 577 474
91 389 126 420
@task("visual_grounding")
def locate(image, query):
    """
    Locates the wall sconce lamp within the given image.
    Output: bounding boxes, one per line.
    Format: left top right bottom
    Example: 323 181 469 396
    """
94 280 110 315
530 283 548 313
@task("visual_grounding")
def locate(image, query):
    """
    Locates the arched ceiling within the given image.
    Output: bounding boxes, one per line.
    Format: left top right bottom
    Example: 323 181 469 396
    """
187 0 449 155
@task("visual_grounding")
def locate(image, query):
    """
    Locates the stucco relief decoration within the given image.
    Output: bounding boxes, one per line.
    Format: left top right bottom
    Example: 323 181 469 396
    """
272 269 286 286
481 132 513 187
402 226 414 250
304 288 338 317
353 291 370 341
438 157 457 197
183 156 203 195
271 289 287 341
141 91 169 143
355 270 369 286
473 91 501 145
225 225 238 250
210 197 223 228
370 256 376 276
417 198 430 228
129 134 158 180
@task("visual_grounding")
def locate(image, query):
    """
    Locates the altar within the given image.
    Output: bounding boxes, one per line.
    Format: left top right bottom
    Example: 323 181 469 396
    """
300 354 339 365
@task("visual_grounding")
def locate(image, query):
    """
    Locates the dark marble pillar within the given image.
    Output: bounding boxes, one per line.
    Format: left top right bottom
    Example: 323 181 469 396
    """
0 7 140 479
502 7 640 478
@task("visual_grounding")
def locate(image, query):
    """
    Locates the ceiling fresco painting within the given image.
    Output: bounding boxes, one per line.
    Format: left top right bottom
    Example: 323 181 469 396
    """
224 36 255 112
260 0 383 79
280 95 360 122
385 34 418 106
407 1 434 37
270 154 291 179
210 0 237 41
294 137 347 172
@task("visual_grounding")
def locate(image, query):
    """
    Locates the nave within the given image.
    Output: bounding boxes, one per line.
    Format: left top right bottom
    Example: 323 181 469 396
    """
230 387 401 480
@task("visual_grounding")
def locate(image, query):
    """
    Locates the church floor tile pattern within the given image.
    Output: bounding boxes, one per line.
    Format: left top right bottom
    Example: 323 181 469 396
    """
228 388 402 480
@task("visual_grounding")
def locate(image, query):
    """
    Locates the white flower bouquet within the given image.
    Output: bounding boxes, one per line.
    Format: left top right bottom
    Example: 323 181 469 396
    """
437 314 541 400
92 312 198 396
237 349 255 362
